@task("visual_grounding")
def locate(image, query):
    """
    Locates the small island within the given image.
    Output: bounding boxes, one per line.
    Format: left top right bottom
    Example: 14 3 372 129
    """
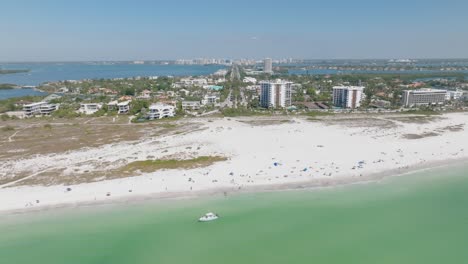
0 84 20 90
0 83 20 90
0 69 29 75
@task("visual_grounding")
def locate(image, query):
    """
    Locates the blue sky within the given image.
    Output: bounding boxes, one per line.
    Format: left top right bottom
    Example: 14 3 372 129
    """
2 0 468 61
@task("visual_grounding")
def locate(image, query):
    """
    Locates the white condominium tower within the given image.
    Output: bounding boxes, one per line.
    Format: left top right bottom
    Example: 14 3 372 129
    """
402 88 447 107
260 79 293 108
332 86 365 109
263 58 273 73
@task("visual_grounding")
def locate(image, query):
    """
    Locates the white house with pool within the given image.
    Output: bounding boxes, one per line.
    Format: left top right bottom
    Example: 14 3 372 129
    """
148 103 175 120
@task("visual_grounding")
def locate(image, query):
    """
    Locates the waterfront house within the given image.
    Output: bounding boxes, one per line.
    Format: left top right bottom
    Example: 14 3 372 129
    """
79 103 103 115
40 103 60 116
23 102 59 117
202 94 220 106
148 103 175 120
181 101 201 111
117 101 131 114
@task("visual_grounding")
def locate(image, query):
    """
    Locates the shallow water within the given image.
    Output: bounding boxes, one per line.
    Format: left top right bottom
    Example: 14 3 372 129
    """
0 63 226 86
1 165 468 264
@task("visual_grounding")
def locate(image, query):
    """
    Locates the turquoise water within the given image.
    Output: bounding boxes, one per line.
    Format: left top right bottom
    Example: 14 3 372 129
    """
0 63 226 86
0 88 47 100
1 165 468 264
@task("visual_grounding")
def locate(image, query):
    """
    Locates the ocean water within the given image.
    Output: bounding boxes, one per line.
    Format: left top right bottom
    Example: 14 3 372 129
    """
0 88 47 100
0 63 226 86
1 165 468 264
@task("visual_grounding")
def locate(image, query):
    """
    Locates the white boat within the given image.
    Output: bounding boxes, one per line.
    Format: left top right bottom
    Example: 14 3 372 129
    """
198 212 219 222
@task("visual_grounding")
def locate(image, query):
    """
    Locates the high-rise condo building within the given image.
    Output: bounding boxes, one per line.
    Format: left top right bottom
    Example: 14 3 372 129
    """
263 58 273 74
332 86 365 109
402 88 446 107
260 79 293 108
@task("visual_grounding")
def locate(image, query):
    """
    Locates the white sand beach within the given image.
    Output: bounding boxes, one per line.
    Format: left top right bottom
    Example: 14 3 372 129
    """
1 112 467 212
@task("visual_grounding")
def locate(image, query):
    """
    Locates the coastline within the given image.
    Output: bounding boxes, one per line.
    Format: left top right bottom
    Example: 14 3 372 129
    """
1 156 466 217
1 112 468 215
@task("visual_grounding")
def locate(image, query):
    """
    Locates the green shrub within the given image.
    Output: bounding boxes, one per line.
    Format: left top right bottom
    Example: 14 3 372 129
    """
2 125 15 131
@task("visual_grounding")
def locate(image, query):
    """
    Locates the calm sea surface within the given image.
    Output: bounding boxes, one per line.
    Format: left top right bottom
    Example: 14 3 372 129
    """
1 164 468 264
0 63 226 86
0 89 47 100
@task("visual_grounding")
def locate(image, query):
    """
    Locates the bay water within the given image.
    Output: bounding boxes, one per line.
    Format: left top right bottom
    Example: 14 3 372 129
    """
0 88 47 100
0 63 226 86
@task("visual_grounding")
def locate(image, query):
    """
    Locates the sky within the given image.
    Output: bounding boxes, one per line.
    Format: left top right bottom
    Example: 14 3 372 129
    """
1 0 468 61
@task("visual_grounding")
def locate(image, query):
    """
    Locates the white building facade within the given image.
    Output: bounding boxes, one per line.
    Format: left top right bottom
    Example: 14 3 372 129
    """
148 104 175 120
182 101 201 111
23 102 59 117
79 103 103 115
445 89 464 101
117 101 131 114
243 77 257 84
402 89 447 107
259 79 293 108
202 94 220 106
263 58 273 74
332 86 365 109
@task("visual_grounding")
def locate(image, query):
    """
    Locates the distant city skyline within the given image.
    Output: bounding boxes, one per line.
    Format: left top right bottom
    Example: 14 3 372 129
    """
2 0 468 62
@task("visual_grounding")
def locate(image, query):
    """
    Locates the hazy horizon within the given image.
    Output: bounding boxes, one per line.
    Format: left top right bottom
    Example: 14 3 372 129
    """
2 0 468 62
3 57 468 64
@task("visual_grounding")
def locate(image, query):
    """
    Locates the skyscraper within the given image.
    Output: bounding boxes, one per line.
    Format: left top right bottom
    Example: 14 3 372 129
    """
263 58 273 74
260 79 293 108
332 86 365 109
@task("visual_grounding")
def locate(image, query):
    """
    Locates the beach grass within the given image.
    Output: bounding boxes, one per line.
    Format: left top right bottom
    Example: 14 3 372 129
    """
221 108 271 117
303 111 335 121
303 111 335 117
400 109 441 115
1 125 15 132
124 156 227 173
160 123 177 129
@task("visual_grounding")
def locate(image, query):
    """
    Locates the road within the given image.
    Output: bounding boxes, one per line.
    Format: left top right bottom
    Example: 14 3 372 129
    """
220 89 233 108
232 64 248 107
230 64 241 82
221 64 241 108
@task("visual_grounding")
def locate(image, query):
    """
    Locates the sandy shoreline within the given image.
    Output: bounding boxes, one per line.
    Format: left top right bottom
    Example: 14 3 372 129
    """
1 112 468 214
1 152 467 217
